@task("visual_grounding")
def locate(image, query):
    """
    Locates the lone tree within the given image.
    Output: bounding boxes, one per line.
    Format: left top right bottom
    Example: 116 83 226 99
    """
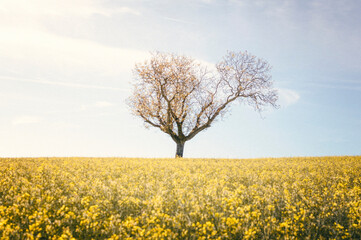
128 51 278 157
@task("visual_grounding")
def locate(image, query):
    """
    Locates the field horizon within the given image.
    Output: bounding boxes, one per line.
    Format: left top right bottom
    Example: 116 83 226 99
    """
2 155 360 160
1 156 361 239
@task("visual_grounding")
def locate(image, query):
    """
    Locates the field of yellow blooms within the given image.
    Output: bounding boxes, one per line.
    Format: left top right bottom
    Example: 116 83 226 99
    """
1 156 361 239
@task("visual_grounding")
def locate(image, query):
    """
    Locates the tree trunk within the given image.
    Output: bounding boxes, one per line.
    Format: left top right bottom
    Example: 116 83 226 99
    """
175 141 185 158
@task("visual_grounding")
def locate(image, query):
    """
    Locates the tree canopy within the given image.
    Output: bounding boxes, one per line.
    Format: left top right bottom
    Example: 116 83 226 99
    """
128 51 278 157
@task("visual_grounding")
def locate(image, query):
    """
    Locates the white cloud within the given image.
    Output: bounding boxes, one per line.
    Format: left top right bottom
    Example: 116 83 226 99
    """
163 16 194 25
0 0 140 18
277 88 300 107
0 76 130 91
0 27 149 80
0 0 146 84
12 116 42 125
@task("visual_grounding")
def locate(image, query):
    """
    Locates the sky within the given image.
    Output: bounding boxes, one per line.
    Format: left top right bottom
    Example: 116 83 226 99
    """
1 0 360 158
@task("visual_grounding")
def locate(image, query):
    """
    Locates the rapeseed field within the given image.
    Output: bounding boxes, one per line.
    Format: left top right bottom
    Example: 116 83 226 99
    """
1 156 361 239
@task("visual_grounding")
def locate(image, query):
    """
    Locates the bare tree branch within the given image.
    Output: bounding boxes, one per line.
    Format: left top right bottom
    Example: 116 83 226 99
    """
127 51 278 157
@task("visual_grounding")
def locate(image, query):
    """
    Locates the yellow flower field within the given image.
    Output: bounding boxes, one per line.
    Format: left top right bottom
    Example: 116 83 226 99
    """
1 156 361 239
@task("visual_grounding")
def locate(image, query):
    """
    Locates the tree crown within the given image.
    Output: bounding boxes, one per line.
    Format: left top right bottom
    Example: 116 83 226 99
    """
128 51 278 144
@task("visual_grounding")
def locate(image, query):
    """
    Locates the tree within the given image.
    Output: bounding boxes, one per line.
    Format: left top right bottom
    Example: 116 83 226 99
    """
128 51 278 157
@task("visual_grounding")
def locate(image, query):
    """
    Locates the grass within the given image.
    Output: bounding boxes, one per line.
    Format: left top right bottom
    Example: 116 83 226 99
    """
1 156 361 239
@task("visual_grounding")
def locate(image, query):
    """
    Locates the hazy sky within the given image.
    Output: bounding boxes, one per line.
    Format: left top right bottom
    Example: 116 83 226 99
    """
1 0 360 158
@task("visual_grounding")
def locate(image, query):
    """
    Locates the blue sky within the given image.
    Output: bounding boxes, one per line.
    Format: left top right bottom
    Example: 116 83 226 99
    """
1 0 360 158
